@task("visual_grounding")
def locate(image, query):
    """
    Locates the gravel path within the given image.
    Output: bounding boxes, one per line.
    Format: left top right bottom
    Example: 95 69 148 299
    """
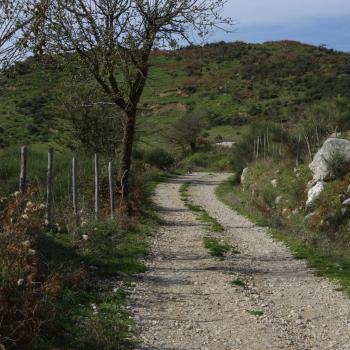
130 173 350 350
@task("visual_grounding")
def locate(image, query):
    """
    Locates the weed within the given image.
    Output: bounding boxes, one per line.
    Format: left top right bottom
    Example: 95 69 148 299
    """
180 183 224 232
230 279 245 287
203 237 231 257
324 146 349 179
248 310 264 316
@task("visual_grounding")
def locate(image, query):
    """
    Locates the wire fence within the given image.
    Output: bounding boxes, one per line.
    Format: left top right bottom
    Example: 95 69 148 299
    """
13 145 117 230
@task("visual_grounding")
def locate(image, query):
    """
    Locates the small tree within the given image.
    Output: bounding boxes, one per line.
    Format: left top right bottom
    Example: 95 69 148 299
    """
30 0 232 205
169 111 208 154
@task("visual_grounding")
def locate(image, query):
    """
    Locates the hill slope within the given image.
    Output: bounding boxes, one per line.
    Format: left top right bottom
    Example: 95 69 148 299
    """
0 40 350 150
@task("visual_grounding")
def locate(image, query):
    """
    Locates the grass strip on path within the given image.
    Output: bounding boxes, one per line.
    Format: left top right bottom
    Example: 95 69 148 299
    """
180 183 224 233
178 182 240 260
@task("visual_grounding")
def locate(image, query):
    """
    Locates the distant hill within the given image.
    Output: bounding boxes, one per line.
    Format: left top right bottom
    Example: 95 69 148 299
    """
0 40 350 149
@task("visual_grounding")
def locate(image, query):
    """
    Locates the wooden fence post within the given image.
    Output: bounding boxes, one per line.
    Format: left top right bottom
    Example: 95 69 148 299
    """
94 154 99 220
256 136 260 159
19 146 27 195
72 157 79 225
108 161 114 220
46 148 54 228
108 162 114 220
296 135 301 167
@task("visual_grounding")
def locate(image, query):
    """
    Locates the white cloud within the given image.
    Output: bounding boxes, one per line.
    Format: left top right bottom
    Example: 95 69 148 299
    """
224 0 350 26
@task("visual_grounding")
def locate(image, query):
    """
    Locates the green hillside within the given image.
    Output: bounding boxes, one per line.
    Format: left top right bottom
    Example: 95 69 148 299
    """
1 40 350 150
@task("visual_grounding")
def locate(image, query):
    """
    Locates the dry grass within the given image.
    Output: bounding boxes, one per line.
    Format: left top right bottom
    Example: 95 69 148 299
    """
0 188 63 349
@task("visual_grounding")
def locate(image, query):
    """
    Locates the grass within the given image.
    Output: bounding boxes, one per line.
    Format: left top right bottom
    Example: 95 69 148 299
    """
179 183 224 232
216 175 350 295
230 279 246 287
203 237 231 257
248 310 264 316
0 166 168 349
179 182 238 259
32 212 156 349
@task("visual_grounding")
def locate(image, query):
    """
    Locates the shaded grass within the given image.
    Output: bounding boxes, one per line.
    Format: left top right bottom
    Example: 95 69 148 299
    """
34 215 156 349
23 170 167 349
216 176 350 295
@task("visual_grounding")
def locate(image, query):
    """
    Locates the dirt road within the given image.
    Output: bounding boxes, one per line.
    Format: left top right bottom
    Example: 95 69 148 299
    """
130 173 350 350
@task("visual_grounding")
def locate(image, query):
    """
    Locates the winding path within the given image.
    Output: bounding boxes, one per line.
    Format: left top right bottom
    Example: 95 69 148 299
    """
130 173 350 350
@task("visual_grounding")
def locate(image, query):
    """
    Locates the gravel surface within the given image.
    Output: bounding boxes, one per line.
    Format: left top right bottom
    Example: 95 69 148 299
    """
130 173 350 350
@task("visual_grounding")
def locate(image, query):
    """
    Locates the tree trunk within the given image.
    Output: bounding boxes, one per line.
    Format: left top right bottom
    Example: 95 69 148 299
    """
119 111 137 208
190 141 196 153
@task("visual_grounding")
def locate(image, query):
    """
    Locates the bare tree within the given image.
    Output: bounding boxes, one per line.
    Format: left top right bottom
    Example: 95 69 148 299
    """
31 0 232 206
168 111 208 154
0 0 38 69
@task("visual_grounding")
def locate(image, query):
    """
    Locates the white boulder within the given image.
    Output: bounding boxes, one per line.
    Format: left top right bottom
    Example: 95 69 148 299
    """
306 181 325 206
240 167 249 185
305 211 316 222
214 141 235 148
309 138 350 183
342 198 350 207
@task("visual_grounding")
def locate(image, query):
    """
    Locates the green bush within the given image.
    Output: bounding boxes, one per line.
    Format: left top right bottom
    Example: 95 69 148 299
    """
185 152 210 168
324 146 348 178
262 185 278 208
144 148 175 170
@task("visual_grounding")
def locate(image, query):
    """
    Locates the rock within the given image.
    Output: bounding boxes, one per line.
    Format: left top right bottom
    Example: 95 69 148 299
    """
342 198 350 206
309 138 350 183
305 211 316 222
282 208 290 217
292 208 299 215
306 181 325 206
271 179 278 188
17 278 25 286
330 132 342 138
240 167 249 185
214 141 235 148
275 195 283 205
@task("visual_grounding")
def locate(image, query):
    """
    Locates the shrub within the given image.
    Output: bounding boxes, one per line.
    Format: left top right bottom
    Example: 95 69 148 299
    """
324 146 349 178
262 185 278 208
168 111 208 153
183 84 197 94
185 152 210 168
144 148 175 170
0 191 62 349
203 237 231 257
185 62 203 76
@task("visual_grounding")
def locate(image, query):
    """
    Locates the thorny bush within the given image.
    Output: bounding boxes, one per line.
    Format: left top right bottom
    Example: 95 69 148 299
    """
0 188 62 349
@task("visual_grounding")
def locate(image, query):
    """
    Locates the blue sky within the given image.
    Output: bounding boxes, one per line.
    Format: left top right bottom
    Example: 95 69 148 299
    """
209 0 350 52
